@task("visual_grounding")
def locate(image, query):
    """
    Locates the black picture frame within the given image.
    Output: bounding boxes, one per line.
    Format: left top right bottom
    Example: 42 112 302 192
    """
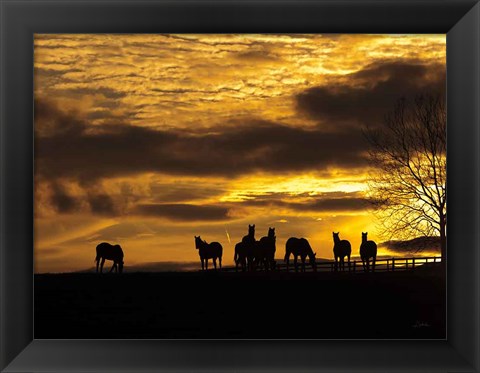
1 0 479 371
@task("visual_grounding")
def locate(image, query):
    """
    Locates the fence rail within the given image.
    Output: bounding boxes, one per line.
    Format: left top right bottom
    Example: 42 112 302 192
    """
221 256 442 273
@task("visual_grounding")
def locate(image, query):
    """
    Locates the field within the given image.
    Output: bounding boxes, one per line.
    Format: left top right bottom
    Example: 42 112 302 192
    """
35 266 445 339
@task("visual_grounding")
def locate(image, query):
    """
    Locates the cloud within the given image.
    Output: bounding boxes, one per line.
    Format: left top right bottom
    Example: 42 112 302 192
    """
379 236 440 253
234 191 372 212
296 61 445 128
149 183 226 203
35 100 370 181
233 49 280 63
61 87 128 99
87 193 116 215
49 182 80 213
134 203 230 221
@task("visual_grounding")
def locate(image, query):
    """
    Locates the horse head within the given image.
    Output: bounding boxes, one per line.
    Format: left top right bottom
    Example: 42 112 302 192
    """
333 232 340 243
194 236 202 249
362 232 368 242
248 224 255 238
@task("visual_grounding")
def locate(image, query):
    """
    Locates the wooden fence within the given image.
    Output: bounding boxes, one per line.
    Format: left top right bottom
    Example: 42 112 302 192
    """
222 256 442 273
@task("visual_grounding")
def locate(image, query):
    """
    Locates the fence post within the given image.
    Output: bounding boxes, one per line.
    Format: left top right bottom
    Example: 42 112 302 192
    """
392 258 395 271
406 259 408 270
387 259 389 271
353 261 356 273
433 257 436 264
330 263 334 272
412 258 415 270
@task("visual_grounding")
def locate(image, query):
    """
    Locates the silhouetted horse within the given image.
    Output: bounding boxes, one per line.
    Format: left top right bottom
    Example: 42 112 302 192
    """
95 242 124 273
284 237 317 272
333 232 351 272
234 242 248 272
195 236 223 271
234 224 256 271
360 232 377 272
253 227 277 271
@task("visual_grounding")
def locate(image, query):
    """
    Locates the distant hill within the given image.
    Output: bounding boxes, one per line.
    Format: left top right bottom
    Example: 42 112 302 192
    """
379 236 441 253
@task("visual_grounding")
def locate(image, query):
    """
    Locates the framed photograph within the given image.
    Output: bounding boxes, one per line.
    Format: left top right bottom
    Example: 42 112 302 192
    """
1 0 479 372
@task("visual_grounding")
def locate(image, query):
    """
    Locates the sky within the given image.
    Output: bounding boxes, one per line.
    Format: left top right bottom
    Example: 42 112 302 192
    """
34 34 446 273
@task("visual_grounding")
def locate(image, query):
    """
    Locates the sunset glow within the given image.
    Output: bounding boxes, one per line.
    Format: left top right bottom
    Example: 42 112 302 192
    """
34 34 446 273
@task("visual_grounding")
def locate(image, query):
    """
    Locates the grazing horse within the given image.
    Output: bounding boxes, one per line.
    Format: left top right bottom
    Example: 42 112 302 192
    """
333 232 351 272
195 236 223 271
234 224 256 271
360 232 377 272
254 227 277 271
95 242 124 273
284 237 317 272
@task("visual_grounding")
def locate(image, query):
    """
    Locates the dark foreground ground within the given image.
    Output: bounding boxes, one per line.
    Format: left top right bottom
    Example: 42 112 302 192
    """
35 266 445 339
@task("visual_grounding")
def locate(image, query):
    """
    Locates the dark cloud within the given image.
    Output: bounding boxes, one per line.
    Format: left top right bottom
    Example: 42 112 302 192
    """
58 87 127 99
234 192 371 212
296 61 445 128
292 197 370 212
35 100 370 181
149 184 226 203
233 50 280 62
87 193 116 215
34 98 85 137
134 203 230 221
49 182 80 213
379 236 440 253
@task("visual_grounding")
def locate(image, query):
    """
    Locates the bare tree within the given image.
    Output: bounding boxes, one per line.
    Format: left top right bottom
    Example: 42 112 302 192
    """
364 94 446 262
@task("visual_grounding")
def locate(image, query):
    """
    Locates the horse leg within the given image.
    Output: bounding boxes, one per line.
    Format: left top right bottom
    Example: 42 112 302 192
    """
96 258 99 273
219 257 222 270
347 255 351 273
109 262 115 273
366 258 370 273
201 258 204 271
294 256 298 273
334 257 338 272
301 257 306 272
205 259 209 270
100 258 105 273
372 256 376 272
